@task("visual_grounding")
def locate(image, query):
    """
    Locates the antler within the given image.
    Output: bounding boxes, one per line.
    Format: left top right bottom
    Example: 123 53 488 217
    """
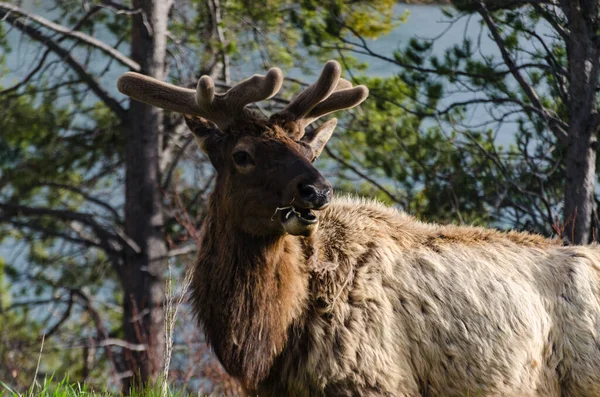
270 60 369 139
117 60 367 135
117 68 284 129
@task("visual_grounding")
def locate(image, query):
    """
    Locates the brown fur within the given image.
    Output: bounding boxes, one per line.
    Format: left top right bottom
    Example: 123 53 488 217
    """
119 61 600 396
191 197 307 384
179 73 600 396
188 109 600 396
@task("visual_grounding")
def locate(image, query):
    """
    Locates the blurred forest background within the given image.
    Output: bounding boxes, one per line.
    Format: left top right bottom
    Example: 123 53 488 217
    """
1 0 599 394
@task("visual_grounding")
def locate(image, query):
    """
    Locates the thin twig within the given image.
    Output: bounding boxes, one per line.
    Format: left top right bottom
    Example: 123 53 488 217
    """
477 2 568 144
324 147 404 206
0 10 127 119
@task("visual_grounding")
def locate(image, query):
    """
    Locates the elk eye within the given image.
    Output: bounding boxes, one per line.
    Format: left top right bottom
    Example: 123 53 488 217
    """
233 150 253 166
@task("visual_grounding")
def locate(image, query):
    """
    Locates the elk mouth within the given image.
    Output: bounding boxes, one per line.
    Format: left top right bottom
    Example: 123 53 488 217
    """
279 205 320 236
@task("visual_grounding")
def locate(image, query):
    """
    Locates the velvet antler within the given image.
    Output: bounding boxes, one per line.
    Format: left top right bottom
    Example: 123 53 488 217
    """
270 61 369 139
117 60 367 137
117 68 284 129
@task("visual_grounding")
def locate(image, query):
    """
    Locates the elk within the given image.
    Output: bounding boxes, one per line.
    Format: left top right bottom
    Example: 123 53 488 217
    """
118 61 600 397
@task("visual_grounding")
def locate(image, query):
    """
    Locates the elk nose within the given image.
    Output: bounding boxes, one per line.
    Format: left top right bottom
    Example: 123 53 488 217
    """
298 182 332 209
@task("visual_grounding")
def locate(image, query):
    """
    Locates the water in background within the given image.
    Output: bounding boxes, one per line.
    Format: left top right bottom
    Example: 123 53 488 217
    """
4 5 466 90
5 3 529 145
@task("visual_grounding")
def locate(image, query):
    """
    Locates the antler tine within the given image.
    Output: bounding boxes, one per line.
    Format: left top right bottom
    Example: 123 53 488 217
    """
195 76 216 109
293 77 368 128
275 61 342 122
335 78 353 91
217 68 284 111
270 61 369 139
301 85 369 127
117 68 284 129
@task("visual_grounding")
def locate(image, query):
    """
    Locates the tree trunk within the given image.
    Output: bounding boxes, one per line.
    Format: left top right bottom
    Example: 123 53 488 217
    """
563 1 599 245
122 0 172 391
564 130 597 244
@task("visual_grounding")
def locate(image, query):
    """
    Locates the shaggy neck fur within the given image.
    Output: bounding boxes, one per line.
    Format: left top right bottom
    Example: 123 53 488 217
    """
190 192 309 388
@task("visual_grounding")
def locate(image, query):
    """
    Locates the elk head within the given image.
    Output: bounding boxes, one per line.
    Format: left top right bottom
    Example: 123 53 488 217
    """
117 61 368 237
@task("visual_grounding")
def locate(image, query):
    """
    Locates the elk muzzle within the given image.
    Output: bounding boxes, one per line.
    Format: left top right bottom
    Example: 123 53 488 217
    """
297 181 332 210
280 175 332 236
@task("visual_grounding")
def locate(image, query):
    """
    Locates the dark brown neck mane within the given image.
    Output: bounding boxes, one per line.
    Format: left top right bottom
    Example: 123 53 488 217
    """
190 193 309 388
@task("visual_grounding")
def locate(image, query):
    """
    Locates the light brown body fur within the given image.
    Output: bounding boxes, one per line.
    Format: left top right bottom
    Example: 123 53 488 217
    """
194 195 600 396
117 60 600 397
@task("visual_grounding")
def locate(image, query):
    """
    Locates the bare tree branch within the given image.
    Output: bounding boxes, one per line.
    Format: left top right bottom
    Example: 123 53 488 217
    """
166 245 197 258
0 203 133 278
436 96 568 128
44 292 74 338
160 120 192 174
477 2 569 144
518 24 568 102
98 338 147 351
161 133 194 190
0 3 109 96
5 297 70 311
0 47 51 96
96 0 141 15
532 3 568 40
4 218 108 250
0 203 113 237
0 10 127 120
453 0 558 12
39 181 122 222
0 2 140 71
323 147 405 206
113 227 141 254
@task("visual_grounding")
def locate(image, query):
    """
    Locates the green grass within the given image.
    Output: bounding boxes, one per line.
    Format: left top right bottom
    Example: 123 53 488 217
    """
0 376 192 397
1 265 203 397
1 376 104 397
0 264 198 397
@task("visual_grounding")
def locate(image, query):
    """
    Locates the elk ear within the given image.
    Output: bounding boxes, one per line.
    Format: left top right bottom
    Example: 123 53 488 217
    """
184 115 224 168
301 118 337 160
